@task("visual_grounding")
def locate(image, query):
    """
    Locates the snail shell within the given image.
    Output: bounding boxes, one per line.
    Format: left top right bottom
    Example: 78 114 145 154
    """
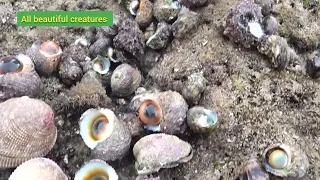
111 63 142 97
131 91 188 135
26 41 62 77
135 0 153 28
238 158 269 180
75 159 118 180
92 55 111 74
153 0 181 22
133 133 193 175
187 106 219 133
263 144 309 178
257 35 299 70
0 96 57 168
0 54 41 102
9 158 67 180
79 108 132 161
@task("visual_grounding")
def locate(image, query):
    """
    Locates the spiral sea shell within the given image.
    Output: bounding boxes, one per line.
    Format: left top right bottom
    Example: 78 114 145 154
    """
75 159 119 180
0 96 57 168
0 54 41 102
9 158 67 180
26 41 62 77
79 108 132 161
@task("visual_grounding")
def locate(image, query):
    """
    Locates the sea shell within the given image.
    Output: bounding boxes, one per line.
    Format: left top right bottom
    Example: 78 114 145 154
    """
92 55 111 74
9 158 67 180
75 159 118 180
254 0 274 16
79 108 132 161
111 63 142 97
0 96 57 168
181 72 207 105
58 57 83 85
107 47 122 63
133 133 193 175
257 35 299 70
238 158 269 180
0 54 41 102
135 0 154 28
89 37 112 58
172 7 201 39
263 144 309 178
187 106 219 133
131 90 188 135
146 21 172 50
26 40 62 77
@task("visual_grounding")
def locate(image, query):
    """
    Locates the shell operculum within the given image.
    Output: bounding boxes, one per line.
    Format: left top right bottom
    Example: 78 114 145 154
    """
79 108 115 149
107 47 121 63
0 54 34 75
92 55 111 74
138 99 162 126
32 41 62 58
75 159 119 180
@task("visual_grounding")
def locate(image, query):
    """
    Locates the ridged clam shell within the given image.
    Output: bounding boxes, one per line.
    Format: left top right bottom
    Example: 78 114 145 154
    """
0 96 57 168
9 158 67 180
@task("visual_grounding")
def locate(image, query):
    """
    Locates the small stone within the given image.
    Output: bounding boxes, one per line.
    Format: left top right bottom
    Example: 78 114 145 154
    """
264 16 278 35
136 0 153 28
178 0 208 8
144 23 156 42
153 0 181 22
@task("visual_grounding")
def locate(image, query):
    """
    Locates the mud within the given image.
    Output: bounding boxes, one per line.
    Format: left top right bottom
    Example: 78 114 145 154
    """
1 0 320 180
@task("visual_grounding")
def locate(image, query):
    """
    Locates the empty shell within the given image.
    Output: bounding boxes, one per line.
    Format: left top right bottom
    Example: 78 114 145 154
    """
0 96 57 168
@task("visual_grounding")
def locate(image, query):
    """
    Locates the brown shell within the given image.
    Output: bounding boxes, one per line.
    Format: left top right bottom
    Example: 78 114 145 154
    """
0 96 57 168
26 41 62 77
9 158 67 180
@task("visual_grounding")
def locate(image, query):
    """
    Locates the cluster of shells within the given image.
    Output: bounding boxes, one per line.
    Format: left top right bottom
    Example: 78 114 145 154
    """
0 0 311 180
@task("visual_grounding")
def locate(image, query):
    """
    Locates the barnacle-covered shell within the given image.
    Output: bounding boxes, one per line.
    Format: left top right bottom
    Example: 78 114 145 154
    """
146 21 172 50
9 158 67 180
58 58 83 85
75 159 118 180
131 91 188 135
133 133 193 175
79 108 132 161
187 106 219 133
111 63 142 97
306 49 320 78
257 35 299 70
113 18 145 58
223 1 264 48
26 41 62 77
0 54 41 102
238 158 269 180
181 72 207 105
263 144 309 178
92 55 111 75
153 0 181 21
135 0 153 28
0 96 57 168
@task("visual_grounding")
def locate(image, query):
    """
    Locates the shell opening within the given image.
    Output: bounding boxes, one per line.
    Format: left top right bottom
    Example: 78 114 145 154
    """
265 147 289 170
130 0 140 16
79 109 115 149
75 159 118 180
248 22 264 39
92 56 111 74
201 109 218 127
0 54 34 75
138 99 162 126
39 41 62 57
107 47 120 63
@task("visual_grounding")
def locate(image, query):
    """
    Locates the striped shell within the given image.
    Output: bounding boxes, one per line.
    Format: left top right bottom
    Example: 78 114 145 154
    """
0 96 57 168
9 158 67 180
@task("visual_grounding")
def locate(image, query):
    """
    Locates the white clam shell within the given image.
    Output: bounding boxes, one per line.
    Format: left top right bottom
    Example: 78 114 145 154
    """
79 108 115 149
0 96 57 168
75 159 118 180
9 158 67 180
